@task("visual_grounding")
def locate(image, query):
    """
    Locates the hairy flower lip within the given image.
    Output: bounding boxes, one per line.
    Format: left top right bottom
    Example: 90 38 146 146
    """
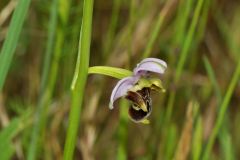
128 105 152 122
127 88 152 122
125 90 148 112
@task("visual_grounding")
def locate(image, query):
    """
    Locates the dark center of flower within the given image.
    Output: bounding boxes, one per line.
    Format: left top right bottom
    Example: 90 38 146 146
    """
125 88 152 122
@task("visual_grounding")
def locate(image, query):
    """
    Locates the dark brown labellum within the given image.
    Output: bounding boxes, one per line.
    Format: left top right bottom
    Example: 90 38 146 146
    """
125 88 152 122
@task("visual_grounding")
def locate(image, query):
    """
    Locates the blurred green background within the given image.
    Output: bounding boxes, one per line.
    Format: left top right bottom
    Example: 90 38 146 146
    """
0 0 240 159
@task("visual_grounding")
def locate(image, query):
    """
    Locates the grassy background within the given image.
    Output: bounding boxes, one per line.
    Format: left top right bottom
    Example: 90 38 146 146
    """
0 0 240 159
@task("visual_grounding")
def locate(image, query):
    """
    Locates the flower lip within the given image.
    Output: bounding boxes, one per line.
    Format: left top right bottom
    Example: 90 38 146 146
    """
126 88 152 122
128 105 152 122
133 58 167 76
126 90 148 112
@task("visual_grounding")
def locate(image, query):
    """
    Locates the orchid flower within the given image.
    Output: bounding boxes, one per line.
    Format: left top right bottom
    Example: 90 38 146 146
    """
109 58 167 124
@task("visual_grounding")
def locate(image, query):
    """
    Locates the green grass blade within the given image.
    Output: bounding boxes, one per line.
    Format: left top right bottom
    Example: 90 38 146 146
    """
165 0 204 123
192 116 203 160
63 0 94 159
202 56 235 159
173 0 193 46
214 8 239 61
0 119 19 160
202 60 240 160
0 118 19 144
103 0 121 59
0 111 31 160
164 124 177 160
142 12 164 58
0 0 31 90
203 56 222 103
40 0 58 94
26 0 59 159
191 102 202 160
219 127 235 160
194 0 210 46
142 0 175 58
174 0 204 82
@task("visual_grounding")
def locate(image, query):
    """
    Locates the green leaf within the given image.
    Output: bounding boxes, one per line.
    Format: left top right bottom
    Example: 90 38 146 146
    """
88 66 132 80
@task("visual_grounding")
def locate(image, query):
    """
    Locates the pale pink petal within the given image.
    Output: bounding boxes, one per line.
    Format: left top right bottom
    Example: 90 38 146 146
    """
109 76 138 109
133 58 167 76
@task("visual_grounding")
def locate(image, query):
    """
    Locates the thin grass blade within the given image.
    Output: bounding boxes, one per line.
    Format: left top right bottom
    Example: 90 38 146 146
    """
202 60 240 160
0 0 31 90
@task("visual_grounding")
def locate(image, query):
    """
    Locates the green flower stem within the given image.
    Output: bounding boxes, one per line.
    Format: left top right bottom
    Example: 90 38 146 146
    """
63 0 94 159
88 66 132 80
